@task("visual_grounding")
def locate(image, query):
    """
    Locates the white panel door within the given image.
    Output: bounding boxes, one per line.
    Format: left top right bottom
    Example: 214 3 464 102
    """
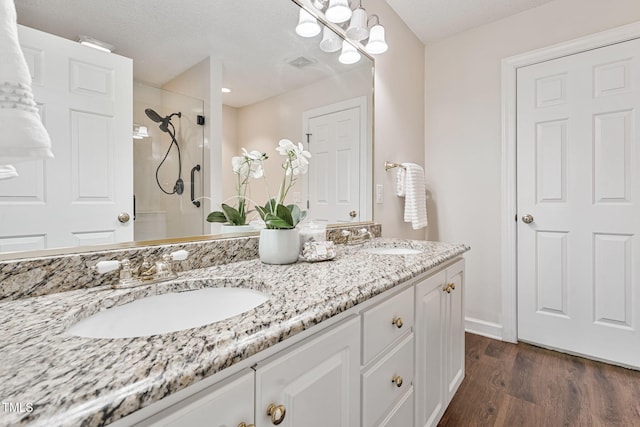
0 25 132 252
517 38 640 368
306 104 362 223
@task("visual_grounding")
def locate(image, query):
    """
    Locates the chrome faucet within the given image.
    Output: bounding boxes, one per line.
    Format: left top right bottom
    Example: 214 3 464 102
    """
93 250 189 289
341 228 374 245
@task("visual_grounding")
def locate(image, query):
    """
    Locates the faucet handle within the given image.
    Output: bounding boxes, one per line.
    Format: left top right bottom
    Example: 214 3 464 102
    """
170 249 189 261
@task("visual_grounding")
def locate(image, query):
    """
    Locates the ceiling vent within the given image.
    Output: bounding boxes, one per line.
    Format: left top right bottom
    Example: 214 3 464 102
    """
288 56 316 69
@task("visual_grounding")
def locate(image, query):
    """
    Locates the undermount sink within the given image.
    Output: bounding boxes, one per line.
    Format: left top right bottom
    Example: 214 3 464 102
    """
361 247 422 255
67 287 270 339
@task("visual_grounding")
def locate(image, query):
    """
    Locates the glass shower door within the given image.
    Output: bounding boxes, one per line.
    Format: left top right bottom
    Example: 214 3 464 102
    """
133 83 205 241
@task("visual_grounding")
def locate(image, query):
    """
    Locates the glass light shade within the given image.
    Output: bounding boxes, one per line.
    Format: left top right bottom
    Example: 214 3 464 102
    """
346 8 369 41
319 26 342 53
365 24 388 54
338 40 361 65
295 9 321 37
325 0 352 23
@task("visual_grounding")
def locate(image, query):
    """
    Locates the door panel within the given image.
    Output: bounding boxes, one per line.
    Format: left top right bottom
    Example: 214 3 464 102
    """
0 25 132 252
306 102 362 223
517 38 640 368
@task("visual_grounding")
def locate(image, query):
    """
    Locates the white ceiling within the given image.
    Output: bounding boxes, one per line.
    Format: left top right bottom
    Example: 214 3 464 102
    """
384 0 555 43
15 0 370 108
14 0 555 107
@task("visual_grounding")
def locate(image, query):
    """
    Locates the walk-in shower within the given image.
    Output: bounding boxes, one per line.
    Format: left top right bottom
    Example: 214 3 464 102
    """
145 108 184 195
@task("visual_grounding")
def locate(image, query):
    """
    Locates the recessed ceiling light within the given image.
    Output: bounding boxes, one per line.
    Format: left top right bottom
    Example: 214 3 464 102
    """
78 35 114 53
221 87 231 93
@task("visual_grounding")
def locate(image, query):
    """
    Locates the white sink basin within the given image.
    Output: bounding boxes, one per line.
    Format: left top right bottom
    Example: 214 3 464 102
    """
362 247 422 255
67 287 270 339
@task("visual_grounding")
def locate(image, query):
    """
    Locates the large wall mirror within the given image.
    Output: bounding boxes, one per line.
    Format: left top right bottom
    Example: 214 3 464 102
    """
3 0 373 259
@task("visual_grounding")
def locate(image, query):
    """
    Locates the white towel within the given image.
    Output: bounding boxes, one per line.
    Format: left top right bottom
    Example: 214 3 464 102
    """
399 163 428 230
396 166 405 197
0 0 54 164
0 164 18 180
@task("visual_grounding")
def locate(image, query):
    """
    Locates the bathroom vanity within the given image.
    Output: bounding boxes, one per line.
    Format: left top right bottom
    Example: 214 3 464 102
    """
0 235 468 427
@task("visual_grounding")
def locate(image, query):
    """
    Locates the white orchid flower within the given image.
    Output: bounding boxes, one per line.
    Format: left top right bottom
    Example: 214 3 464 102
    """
231 156 247 175
276 139 297 156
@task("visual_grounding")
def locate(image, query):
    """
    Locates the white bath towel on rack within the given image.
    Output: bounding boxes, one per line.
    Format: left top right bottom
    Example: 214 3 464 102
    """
399 162 428 229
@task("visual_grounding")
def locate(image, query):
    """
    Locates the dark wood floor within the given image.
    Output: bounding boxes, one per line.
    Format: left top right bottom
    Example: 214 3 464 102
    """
438 333 640 427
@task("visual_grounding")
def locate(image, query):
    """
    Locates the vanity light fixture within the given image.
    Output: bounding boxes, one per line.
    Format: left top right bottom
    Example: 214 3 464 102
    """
325 0 352 23
338 40 361 65
319 26 342 53
365 15 388 54
346 1 368 41
132 124 149 139
221 87 231 93
295 9 321 37
78 35 114 53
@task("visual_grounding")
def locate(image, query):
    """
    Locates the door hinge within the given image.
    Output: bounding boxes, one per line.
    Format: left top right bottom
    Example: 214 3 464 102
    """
197 115 205 126
515 214 518 222
307 200 310 209
305 133 312 143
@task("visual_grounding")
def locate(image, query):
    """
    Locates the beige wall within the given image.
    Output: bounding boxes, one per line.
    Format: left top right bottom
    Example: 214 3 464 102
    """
232 66 372 215
424 0 640 336
368 0 425 239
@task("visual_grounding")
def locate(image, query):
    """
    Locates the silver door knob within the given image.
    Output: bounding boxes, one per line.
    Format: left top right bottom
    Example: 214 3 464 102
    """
117 212 131 223
522 214 534 224
349 210 357 218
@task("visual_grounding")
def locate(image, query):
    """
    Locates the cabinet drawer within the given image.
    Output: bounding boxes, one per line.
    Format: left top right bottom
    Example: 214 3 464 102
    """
362 286 414 364
362 333 414 427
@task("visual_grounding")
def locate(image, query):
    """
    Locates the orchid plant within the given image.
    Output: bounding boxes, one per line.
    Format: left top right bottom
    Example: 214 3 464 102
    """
206 148 267 226
256 139 312 230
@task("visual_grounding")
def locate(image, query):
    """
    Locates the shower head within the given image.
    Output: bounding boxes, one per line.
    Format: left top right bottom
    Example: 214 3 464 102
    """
145 108 164 123
144 108 182 133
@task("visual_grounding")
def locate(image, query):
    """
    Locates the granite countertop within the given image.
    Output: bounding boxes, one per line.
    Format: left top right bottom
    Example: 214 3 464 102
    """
0 239 469 426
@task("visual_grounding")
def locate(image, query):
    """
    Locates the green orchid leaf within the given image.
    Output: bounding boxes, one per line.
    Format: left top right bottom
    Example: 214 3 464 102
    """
265 198 278 214
287 204 301 226
298 209 308 224
276 203 294 227
255 205 267 220
220 203 244 225
206 211 227 223
265 218 292 229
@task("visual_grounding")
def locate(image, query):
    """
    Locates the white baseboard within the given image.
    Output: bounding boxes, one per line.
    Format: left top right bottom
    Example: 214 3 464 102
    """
464 317 503 340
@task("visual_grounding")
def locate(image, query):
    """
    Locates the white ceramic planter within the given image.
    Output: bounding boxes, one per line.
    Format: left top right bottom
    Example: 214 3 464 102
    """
219 224 255 234
259 228 300 265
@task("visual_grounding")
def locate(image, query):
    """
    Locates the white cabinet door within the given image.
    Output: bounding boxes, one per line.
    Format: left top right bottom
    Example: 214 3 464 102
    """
415 259 465 427
255 316 360 427
414 270 446 427
0 25 133 252
137 369 254 427
444 260 465 402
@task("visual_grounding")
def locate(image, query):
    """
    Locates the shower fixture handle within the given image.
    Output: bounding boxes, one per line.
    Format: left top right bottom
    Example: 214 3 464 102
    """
191 164 201 207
